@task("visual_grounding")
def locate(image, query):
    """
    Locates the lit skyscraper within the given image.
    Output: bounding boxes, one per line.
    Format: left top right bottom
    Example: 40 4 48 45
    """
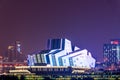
15 41 22 54
103 39 120 67
7 41 24 62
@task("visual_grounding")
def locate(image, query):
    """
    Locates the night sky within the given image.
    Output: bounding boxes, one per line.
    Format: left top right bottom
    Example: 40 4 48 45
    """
0 0 120 62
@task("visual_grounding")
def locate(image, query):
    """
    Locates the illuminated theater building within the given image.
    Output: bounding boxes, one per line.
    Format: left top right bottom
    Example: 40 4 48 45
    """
27 38 96 68
60 49 95 68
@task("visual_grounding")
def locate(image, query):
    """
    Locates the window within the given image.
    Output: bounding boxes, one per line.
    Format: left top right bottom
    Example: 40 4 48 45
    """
60 68 64 71
49 68 53 71
37 68 41 71
64 59 66 63
54 68 58 71
43 68 47 71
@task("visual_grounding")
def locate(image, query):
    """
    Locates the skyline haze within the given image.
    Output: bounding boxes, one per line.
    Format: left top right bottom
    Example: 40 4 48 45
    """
0 0 120 62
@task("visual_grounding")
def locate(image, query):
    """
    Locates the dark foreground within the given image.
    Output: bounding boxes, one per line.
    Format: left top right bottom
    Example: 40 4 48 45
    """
0 74 120 80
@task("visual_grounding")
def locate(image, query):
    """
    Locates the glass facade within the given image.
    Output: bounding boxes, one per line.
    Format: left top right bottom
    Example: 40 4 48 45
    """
103 39 120 66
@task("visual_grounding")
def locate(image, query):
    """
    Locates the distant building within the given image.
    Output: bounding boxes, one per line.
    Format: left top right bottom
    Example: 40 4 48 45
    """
27 38 96 68
103 39 120 67
7 41 25 62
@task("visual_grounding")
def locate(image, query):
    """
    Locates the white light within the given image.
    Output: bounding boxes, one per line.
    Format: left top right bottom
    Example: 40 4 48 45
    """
17 44 21 47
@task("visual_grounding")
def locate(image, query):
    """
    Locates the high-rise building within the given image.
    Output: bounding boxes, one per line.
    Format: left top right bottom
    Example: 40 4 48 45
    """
27 38 96 68
103 39 120 67
7 41 24 62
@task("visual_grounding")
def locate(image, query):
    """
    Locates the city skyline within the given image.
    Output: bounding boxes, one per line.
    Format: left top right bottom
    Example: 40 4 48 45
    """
0 0 120 62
